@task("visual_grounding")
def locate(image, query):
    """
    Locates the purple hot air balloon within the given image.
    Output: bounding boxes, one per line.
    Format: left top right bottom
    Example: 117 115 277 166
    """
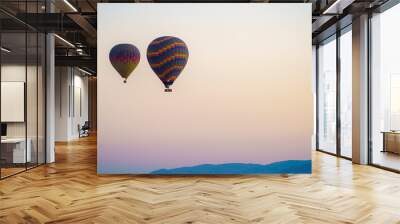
147 36 189 92
109 44 140 83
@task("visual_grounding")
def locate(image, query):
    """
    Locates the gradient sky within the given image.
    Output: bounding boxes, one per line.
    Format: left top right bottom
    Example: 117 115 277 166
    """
97 3 312 174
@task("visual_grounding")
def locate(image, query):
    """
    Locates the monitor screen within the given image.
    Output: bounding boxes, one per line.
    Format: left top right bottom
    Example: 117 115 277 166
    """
1 123 7 137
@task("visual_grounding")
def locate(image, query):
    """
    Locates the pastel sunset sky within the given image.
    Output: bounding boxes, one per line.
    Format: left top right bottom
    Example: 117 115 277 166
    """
97 3 312 173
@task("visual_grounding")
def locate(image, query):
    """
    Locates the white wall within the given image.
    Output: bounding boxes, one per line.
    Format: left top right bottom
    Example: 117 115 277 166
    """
55 67 89 141
1 65 28 140
1 63 46 164
71 73 89 138
1 65 38 138
55 67 69 141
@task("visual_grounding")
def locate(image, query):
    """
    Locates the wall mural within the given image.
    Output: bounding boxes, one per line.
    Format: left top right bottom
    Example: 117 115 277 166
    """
98 4 313 174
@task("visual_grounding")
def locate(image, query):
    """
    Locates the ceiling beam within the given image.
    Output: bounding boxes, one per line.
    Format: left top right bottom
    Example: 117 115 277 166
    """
67 13 97 39
55 55 96 70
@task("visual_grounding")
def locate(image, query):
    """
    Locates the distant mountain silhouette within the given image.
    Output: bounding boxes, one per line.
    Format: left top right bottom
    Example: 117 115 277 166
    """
150 160 311 174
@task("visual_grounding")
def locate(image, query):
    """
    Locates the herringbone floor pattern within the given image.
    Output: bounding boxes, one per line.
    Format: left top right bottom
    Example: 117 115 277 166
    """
1 135 400 224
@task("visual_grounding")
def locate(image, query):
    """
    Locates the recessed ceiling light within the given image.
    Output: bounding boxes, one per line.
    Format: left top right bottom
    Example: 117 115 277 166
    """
54 34 75 48
323 0 353 15
63 0 78 12
78 67 93 76
1 47 11 53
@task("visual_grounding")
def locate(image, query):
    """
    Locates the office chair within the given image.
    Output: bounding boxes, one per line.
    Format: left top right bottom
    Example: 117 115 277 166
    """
79 121 90 138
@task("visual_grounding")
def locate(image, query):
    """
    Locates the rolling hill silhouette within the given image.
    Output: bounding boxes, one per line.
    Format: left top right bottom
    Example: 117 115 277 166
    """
150 160 311 174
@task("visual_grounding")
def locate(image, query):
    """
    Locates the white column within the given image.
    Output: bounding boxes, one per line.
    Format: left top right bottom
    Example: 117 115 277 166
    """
46 33 55 163
45 0 56 163
352 14 369 164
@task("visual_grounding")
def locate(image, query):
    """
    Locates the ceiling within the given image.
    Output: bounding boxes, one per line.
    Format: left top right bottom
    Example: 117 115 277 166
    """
0 0 393 74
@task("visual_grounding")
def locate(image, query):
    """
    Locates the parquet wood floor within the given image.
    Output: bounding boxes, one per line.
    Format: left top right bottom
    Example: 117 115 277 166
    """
1 135 400 224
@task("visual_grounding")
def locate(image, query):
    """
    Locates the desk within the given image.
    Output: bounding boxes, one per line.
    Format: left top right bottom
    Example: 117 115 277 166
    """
382 131 400 154
1 138 31 163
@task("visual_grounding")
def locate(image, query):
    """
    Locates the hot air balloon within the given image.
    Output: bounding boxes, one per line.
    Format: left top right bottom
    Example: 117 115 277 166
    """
147 36 189 92
109 44 140 83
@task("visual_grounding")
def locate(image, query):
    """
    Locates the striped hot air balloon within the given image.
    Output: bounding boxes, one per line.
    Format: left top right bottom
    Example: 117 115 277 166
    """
109 44 140 83
147 36 189 92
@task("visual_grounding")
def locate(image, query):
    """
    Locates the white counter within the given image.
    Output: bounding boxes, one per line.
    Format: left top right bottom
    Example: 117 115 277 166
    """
1 138 32 163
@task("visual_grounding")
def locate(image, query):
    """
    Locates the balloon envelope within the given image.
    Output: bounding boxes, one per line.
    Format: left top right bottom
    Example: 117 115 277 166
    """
109 44 140 83
147 36 189 91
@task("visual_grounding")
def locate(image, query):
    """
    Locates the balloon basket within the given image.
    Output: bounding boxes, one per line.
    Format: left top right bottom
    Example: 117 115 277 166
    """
164 88 172 92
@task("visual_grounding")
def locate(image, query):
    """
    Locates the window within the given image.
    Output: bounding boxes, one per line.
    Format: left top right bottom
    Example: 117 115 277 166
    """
317 36 337 154
371 3 400 171
316 26 353 159
0 1 46 179
339 28 352 158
